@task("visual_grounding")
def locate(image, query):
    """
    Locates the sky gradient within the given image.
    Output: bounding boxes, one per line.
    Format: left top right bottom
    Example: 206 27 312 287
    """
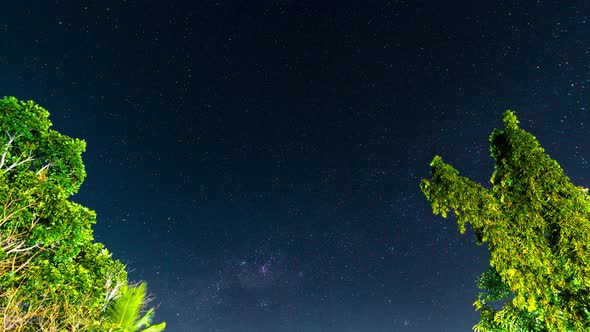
2 1 590 331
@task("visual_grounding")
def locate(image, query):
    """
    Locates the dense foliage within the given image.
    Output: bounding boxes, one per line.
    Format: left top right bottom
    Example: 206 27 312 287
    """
0 96 165 331
420 110 590 331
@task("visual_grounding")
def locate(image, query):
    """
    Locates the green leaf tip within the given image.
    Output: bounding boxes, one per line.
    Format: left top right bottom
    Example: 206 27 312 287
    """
502 109 520 130
142 322 167 332
429 155 443 167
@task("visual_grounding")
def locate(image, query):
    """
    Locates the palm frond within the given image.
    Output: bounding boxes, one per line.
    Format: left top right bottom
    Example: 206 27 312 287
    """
104 282 147 330
135 307 154 330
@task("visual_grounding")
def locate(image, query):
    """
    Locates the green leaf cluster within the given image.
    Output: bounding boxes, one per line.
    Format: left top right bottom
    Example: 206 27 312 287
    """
421 110 590 331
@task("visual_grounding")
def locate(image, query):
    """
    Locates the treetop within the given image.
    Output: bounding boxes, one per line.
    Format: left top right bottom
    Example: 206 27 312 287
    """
421 109 590 331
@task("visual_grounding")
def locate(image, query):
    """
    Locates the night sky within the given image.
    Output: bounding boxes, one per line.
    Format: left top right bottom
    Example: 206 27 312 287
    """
2 1 590 331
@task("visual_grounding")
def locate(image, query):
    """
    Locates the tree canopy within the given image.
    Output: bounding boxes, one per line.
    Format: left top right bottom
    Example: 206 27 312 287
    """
420 110 590 331
0 96 165 331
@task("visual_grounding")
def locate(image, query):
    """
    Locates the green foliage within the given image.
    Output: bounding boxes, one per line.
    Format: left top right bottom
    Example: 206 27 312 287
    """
0 96 86 196
421 110 590 331
0 96 165 330
103 282 166 332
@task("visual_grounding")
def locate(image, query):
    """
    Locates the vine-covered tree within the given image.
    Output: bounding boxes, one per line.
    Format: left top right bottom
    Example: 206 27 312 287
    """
420 110 590 331
0 96 165 331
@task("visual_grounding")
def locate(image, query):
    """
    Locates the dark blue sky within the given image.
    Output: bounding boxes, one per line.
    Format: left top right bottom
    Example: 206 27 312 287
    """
2 1 590 331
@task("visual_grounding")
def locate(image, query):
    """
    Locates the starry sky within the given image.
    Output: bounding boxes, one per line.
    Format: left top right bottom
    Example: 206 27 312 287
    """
2 1 590 331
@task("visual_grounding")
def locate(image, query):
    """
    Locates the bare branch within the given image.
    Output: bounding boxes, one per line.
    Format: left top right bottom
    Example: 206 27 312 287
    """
0 132 43 174
35 162 52 176
5 242 40 254
102 266 126 311
3 153 35 173
0 131 21 170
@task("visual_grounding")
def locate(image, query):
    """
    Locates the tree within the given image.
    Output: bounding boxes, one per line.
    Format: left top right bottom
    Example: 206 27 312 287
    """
0 96 165 330
420 110 590 331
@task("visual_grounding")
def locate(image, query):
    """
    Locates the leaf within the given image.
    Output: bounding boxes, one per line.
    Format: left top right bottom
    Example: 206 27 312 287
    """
141 322 167 332
135 308 154 330
104 283 147 330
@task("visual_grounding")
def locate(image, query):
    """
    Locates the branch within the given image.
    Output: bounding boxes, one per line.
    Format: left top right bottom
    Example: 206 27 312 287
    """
3 152 35 173
35 162 52 176
4 241 40 254
102 266 126 311
0 131 21 170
